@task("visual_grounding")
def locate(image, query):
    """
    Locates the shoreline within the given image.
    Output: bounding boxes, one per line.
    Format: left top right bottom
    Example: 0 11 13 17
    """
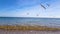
0 25 60 31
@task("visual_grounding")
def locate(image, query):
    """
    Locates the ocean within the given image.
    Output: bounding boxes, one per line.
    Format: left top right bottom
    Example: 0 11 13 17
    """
0 17 60 27
0 17 60 34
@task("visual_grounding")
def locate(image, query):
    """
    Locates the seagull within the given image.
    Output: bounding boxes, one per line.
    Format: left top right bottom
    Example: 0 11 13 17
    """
27 13 29 15
40 4 46 9
46 3 50 7
36 14 39 16
40 3 50 9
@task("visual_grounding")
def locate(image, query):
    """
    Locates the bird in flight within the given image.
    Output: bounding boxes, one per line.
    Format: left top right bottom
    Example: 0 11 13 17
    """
36 14 39 16
40 3 50 9
27 13 29 15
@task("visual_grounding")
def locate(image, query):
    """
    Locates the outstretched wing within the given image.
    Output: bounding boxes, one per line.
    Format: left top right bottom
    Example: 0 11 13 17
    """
46 4 50 7
40 3 50 9
40 4 46 9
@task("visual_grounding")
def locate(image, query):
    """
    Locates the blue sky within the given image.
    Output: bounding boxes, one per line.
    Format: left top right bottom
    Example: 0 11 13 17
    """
0 0 60 18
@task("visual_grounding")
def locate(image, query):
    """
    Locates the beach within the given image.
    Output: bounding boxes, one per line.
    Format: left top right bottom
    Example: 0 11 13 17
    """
0 17 60 34
0 25 60 34
0 30 60 34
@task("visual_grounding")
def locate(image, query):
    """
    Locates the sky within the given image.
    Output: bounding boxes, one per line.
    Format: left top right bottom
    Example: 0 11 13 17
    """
0 0 60 18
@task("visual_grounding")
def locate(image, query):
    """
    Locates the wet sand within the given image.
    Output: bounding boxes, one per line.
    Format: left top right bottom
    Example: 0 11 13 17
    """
0 25 60 34
0 30 60 34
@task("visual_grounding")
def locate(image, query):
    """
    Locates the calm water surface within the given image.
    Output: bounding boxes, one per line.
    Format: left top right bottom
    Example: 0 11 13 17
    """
0 17 60 27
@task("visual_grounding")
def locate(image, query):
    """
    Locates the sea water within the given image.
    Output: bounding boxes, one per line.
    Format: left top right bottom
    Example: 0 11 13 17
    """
0 17 60 27
0 17 60 34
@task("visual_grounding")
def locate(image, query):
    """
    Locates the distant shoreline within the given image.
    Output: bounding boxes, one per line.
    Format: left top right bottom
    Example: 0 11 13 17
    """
0 17 60 18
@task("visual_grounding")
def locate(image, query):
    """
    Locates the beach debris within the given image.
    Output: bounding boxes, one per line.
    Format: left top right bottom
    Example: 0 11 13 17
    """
30 31 33 32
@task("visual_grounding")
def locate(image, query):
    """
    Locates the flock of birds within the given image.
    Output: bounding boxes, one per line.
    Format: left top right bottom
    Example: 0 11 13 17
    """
26 3 50 16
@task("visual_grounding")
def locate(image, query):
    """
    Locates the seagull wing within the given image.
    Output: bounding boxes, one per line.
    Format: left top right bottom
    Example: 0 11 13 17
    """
40 4 46 9
46 4 50 7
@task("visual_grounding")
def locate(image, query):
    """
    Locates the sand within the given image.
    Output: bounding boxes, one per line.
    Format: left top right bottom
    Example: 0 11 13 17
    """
0 25 60 31
0 30 60 34
0 25 60 34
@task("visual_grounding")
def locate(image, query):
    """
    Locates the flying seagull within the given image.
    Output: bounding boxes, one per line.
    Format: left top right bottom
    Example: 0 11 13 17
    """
27 13 29 15
46 3 50 7
40 4 46 9
40 3 50 9
36 14 39 16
